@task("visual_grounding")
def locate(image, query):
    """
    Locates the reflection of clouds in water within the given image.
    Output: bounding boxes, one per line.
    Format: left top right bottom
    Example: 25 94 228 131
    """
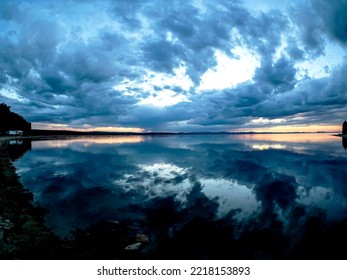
14 146 142 236
243 133 336 142
138 163 261 219
200 178 260 218
13 134 347 245
140 163 188 178
115 163 192 203
32 136 145 149
242 133 341 155
254 173 298 214
251 144 286 150
298 186 347 220
117 163 260 219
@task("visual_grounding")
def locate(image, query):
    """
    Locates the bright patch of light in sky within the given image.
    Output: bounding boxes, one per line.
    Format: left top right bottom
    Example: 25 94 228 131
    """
147 67 194 91
198 47 260 91
138 90 190 107
241 0 286 12
249 117 286 125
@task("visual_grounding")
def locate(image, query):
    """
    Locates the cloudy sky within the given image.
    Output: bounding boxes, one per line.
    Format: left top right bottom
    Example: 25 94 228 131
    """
0 0 346 132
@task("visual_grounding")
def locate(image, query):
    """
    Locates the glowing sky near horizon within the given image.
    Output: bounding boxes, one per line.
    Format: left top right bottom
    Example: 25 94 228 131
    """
0 0 346 132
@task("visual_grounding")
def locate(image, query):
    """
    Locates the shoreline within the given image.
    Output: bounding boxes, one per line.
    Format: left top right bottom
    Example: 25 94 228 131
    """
0 130 340 140
0 141 62 259
0 131 341 142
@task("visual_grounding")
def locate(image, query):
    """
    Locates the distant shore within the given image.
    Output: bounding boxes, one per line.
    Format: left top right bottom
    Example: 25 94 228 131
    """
0 131 340 145
28 129 337 135
1 129 339 139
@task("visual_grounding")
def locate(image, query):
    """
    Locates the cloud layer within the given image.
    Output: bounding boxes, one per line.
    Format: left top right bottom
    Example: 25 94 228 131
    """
0 0 346 131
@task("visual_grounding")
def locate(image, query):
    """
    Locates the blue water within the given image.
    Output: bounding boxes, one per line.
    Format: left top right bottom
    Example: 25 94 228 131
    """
12 134 347 259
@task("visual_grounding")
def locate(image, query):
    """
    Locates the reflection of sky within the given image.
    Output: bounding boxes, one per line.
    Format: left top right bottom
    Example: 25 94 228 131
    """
31 136 145 149
199 178 260 218
13 134 347 239
240 133 336 142
251 144 287 150
298 186 346 220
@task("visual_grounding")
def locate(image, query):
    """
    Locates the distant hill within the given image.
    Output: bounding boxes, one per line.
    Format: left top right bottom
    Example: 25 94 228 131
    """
0 103 31 134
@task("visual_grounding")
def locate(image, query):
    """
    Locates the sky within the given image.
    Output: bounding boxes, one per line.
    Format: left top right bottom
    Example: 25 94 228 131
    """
0 0 346 133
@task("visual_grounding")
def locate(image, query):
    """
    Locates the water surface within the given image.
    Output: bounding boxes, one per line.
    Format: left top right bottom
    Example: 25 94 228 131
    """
12 134 347 259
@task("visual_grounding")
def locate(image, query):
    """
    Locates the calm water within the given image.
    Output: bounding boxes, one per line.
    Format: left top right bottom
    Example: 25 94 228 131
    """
11 134 347 259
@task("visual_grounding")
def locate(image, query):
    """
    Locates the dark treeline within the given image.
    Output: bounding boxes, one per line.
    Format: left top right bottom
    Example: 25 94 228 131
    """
0 103 31 134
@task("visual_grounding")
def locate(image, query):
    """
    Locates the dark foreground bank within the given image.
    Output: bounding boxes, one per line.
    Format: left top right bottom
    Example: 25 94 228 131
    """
0 140 61 258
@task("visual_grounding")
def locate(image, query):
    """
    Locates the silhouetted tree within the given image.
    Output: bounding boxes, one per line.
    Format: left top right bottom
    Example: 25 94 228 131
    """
0 103 31 134
343 120 347 135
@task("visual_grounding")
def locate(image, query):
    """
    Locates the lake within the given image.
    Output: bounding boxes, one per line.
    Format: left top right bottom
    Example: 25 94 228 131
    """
10 134 347 259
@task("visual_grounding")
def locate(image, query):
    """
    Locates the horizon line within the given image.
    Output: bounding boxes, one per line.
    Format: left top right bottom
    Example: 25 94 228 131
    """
24 129 339 136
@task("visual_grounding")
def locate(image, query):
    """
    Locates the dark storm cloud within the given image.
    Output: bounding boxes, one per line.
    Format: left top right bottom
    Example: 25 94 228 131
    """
289 0 347 52
142 39 184 73
138 1 238 82
288 1 327 56
119 103 195 131
316 0 347 45
253 57 297 92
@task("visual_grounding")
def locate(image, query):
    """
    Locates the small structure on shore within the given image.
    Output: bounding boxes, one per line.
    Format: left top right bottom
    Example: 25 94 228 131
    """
6 130 23 136
343 120 347 135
